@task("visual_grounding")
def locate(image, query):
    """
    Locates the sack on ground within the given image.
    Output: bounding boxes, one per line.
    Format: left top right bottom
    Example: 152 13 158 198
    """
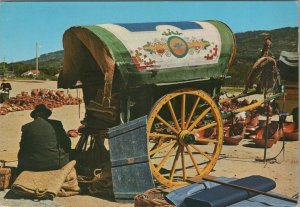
11 160 80 199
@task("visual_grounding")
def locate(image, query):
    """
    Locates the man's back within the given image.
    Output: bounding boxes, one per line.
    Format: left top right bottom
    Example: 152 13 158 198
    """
18 117 70 171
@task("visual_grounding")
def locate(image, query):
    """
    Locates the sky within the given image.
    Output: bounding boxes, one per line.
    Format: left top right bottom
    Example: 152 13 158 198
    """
0 1 298 62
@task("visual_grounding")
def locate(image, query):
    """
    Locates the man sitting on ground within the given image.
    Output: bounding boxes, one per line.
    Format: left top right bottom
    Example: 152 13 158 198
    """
17 104 71 173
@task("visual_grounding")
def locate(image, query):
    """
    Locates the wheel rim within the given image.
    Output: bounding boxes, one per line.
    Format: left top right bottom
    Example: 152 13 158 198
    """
147 89 223 187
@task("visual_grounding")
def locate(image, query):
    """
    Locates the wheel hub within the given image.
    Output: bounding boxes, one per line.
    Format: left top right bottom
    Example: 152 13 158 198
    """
178 130 195 146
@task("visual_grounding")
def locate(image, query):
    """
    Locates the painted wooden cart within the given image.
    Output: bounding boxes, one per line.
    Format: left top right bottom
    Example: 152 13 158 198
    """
58 21 248 189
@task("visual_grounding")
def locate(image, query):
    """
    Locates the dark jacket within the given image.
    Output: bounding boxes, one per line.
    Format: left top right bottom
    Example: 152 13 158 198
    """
17 117 71 172
1 82 12 92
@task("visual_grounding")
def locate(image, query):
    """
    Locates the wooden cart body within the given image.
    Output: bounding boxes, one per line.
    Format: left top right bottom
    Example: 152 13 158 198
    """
58 21 241 192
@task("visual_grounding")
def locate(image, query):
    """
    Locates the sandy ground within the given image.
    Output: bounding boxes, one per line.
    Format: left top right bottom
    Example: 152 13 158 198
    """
0 80 298 207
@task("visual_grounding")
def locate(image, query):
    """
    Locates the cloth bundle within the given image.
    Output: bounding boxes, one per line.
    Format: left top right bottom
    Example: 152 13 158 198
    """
11 160 80 199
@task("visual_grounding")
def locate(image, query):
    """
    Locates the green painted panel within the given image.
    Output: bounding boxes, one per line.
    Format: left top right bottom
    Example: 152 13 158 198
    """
73 21 235 88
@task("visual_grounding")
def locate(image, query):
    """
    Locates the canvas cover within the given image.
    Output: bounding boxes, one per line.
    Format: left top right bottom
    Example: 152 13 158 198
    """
278 51 298 83
58 20 236 89
279 51 298 67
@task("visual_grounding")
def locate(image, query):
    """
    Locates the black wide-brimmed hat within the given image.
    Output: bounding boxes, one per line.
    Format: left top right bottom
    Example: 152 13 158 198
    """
30 104 52 118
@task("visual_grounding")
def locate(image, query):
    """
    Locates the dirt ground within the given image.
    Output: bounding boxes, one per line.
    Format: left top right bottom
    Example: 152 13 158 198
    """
0 80 298 207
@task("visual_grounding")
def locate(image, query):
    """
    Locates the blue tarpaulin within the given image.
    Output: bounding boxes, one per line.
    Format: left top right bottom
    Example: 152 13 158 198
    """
166 177 296 207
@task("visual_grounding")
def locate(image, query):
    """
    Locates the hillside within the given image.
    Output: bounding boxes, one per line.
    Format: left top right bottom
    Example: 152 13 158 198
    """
21 50 64 67
19 50 64 77
234 27 298 61
2 27 298 84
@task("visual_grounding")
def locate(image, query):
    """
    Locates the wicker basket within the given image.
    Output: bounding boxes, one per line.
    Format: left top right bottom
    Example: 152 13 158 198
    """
0 167 11 190
134 187 175 207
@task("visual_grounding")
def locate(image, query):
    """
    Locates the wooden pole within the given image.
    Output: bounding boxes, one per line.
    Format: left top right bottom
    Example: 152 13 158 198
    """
202 176 298 204
264 102 270 163
36 42 39 77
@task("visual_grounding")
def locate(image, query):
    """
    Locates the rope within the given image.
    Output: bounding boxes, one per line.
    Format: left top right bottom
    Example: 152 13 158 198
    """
34 188 48 198
292 193 298 199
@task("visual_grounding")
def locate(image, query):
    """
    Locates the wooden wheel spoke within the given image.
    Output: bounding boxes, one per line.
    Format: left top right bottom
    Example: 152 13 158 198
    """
186 146 201 175
196 138 218 144
167 101 181 131
156 143 178 171
156 114 179 134
169 145 181 181
190 144 212 161
181 94 186 129
185 97 200 128
187 107 211 131
181 146 186 181
148 133 177 139
192 122 217 134
149 140 177 156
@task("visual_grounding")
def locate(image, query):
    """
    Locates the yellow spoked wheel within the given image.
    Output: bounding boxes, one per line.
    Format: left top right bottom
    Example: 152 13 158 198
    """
147 89 223 187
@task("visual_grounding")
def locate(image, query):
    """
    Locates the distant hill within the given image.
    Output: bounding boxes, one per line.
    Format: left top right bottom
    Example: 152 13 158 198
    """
7 26 298 84
234 27 298 62
20 50 64 68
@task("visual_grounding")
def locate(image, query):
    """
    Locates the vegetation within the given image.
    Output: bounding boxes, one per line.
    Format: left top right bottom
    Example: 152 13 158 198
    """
0 27 298 85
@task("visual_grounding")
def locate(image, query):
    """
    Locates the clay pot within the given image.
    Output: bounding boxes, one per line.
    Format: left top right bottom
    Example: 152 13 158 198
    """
239 99 250 107
249 115 259 127
224 135 243 145
224 123 245 145
249 134 256 139
254 122 280 143
31 89 39 96
194 127 215 145
56 90 64 97
282 122 298 141
67 129 79 138
254 138 275 148
48 90 55 96
246 125 259 133
21 91 29 96
0 108 8 115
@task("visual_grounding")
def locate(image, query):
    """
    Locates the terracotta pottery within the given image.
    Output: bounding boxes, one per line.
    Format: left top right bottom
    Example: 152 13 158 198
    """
282 122 299 141
256 122 280 141
224 123 245 145
31 89 39 96
224 135 243 145
249 115 259 127
254 138 275 148
249 134 256 139
253 122 280 147
68 129 79 138
194 127 215 145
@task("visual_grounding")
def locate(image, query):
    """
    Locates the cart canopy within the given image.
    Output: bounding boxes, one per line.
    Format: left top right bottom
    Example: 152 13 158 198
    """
58 20 236 89
278 51 298 82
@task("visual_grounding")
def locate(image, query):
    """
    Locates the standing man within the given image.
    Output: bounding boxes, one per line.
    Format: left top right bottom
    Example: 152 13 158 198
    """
17 104 71 173
0 79 12 103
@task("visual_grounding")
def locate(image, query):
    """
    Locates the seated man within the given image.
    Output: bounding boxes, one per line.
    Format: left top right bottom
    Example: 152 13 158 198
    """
17 104 71 173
